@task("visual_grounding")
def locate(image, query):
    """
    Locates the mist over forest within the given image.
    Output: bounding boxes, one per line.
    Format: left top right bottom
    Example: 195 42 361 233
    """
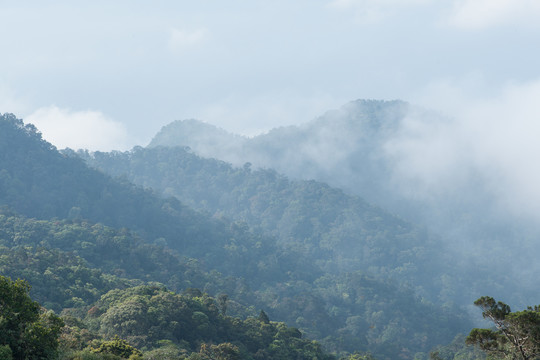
146 99 540 307
3 1 540 358
2 93 540 359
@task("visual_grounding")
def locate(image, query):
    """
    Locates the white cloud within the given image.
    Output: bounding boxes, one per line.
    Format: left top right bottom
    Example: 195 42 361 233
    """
168 27 208 52
198 92 342 136
328 0 432 23
388 78 540 220
460 81 540 215
25 106 131 151
329 0 430 8
448 0 540 29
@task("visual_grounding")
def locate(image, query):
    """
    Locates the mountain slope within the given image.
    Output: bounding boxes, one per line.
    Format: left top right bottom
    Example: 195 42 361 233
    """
0 112 473 358
79 146 442 289
147 99 495 232
148 99 407 204
81 144 520 311
146 100 540 309
0 113 300 278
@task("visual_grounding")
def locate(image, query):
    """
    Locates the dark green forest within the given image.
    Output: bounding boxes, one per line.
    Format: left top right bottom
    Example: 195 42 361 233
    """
78 143 517 310
1 109 530 360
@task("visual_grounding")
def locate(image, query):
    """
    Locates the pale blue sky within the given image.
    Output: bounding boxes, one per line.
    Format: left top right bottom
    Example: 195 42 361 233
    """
1 0 540 150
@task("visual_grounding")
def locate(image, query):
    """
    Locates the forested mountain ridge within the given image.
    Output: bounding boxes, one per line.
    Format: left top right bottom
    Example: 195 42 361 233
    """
147 99 540 310
149 119 247 162
0 266 336 360
0 112 303 275
148 99 407 206
147 99 497 238
79 143 515 310
1 210 471 359
79 146 444 294
0 112 474 359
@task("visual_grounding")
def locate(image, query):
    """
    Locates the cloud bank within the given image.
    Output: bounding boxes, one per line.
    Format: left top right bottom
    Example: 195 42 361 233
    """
199 92 341 136
26 106 131 151
448 0 540 29
328 0 432 23
388 78 540 221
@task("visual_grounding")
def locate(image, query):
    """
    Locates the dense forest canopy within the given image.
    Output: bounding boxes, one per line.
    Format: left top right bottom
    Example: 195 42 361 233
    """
2 108 528 359
79 143 526 312
145 100 540 309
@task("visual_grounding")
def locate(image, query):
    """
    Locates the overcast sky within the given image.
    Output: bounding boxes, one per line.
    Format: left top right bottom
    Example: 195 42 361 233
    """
2 0 540 150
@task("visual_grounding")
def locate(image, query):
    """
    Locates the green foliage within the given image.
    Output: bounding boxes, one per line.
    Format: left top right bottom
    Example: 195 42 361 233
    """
79 145 436 282
91 336 143 358
0 275 64 359
0 213 257 316
0 345 13 360
258 310 270 324
467 296 540 360
194 343 240 360
141 340 188 359
60 349 123 359
0 242 133 312
82 285 334 359
428 334 485 360
0 113 473 359
342 353 377 360
78 141 473 358
0 113 261 267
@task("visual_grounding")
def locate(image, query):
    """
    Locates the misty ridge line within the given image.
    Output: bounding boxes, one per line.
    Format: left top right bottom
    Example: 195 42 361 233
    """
13 95 540 232
8 95 540 306
1 112 478 358
1 102 537 356
145 98 540 307
148 98 533 222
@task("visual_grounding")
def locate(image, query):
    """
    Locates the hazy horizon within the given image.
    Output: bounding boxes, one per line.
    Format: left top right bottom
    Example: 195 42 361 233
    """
2 1 540 151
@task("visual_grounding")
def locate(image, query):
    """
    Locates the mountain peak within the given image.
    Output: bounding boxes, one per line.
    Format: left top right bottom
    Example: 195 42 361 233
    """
148 118 247 162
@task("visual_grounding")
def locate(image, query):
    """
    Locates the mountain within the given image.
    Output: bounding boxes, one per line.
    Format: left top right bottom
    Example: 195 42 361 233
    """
0 113 296 275
147 99 506 234
150 118 247 163
147 99 540 309
85 132 529 309
0 112 324 300
148 99 406 206
79 146 448 297
0 112 474 358
147 100 462 244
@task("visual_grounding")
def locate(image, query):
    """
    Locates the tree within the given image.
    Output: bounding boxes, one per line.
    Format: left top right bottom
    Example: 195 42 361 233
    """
91 335 143 359
195 343 240 360
344 353 377 360
0 275 64 359
257 310 270 324
466 296 540 360
0 345 12 360
217 294 229 315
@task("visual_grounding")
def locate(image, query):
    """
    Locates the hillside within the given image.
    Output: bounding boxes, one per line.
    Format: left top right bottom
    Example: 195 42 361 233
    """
81 143 528 310
146 100 540 309
0 113 304 277
0 112 473 358
148 99 406 205
147 99 508 236
0 211 471 358
80 146 446 295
